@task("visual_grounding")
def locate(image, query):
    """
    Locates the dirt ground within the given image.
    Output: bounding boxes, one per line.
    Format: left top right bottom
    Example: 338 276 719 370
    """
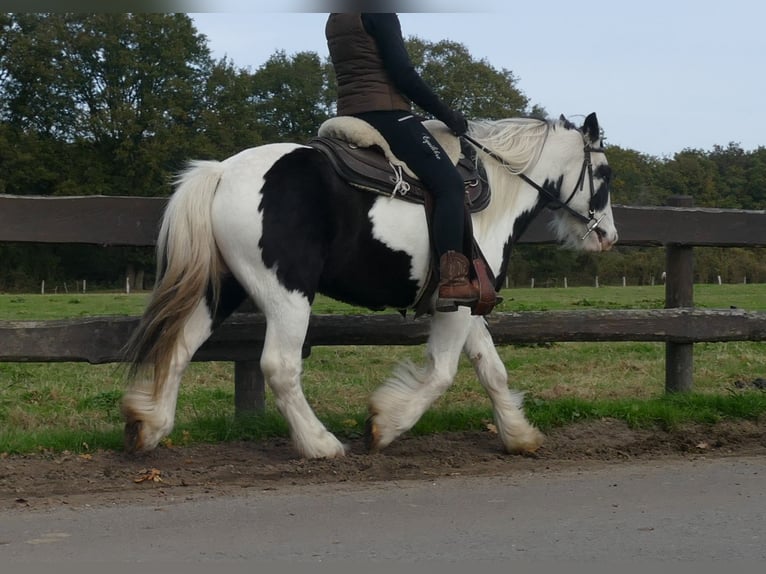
2 419 765 511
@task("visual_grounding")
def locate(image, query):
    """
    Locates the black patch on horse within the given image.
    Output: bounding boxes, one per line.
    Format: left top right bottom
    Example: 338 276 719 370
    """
207 274 248 329
590 164 612 213
492 189 551 290
258 147 420 311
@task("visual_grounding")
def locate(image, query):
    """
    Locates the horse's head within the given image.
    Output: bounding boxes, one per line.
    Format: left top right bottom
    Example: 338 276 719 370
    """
531 113 618 252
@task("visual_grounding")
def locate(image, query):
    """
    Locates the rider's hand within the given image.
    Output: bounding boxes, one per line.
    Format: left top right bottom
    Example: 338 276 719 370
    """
445 110 468 136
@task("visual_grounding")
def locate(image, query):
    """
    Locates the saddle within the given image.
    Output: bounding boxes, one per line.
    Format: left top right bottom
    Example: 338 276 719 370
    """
308 118 491 212
309 117 499 316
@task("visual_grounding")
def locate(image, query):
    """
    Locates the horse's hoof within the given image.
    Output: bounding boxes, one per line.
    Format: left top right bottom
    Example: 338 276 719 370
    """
124 420 144 453
506 428 545 455
509 446 542 458
364 415 380 452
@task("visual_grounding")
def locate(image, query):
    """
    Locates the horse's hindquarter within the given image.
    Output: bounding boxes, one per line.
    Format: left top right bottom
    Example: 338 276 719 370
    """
211 144 432 311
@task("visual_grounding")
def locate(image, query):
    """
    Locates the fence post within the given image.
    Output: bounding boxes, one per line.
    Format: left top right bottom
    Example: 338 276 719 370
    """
234 361 266 415
665 195 695 393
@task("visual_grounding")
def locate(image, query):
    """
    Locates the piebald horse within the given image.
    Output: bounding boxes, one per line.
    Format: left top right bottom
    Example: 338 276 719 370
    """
122 113 618 459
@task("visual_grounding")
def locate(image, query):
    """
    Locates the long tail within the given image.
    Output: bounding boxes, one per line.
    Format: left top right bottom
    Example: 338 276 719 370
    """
123 160 225 393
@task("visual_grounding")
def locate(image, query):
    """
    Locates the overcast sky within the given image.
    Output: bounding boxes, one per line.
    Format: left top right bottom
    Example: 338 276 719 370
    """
190 1 765 158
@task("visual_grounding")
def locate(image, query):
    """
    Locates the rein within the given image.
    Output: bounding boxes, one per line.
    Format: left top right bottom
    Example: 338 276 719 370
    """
462 133 606 240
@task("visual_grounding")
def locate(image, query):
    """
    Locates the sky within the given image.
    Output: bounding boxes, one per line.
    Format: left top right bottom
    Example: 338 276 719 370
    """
187 1 765 158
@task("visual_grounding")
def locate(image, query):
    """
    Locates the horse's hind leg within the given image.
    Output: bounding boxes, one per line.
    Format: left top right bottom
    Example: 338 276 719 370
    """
367 309 473 451
123 297 214 452
259 291 346 459
463 316 544 453
123 277 247 452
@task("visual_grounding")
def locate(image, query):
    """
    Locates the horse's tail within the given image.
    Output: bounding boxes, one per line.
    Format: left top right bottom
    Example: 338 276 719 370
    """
123 160 225 393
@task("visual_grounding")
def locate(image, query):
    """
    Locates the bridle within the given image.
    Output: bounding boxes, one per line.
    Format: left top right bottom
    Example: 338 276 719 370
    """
462 133 607 240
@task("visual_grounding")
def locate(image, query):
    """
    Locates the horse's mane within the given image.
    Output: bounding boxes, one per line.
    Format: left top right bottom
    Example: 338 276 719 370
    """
466 117 551 174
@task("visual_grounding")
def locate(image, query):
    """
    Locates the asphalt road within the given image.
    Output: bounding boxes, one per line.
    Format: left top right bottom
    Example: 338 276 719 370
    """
2 456 764 563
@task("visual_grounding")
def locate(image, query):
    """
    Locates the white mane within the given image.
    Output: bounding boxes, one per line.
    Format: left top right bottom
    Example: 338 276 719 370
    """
466 118 550 174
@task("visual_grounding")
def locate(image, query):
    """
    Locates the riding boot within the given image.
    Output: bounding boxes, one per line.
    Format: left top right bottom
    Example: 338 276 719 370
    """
435 250 480 312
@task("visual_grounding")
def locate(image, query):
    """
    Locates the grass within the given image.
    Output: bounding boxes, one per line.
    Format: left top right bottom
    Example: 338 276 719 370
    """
0 284 765 454
0 292 150 320
3 283 765 320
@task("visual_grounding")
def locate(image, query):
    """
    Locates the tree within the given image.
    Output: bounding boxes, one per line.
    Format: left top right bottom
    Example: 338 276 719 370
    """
710 143 752 209
1 13 213 197
604 146 666 206
0 13 13 119
194 58 266 160
251 50 335 143
746 147 766 208
657 149 718 207
406 37 533 119
0 14 218 290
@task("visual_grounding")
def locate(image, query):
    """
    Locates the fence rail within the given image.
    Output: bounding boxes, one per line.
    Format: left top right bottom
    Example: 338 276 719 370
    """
2 193 766 410
2 309 766 364
2 194 766 247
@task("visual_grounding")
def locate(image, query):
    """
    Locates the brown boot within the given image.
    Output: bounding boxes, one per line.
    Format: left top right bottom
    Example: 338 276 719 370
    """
435 251 480 312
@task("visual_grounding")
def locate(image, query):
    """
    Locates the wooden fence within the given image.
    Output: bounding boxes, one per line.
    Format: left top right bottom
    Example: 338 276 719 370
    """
1 193 766 412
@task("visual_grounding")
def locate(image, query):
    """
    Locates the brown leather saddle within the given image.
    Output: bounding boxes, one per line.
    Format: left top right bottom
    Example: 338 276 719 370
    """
308 136 491 212
308 135 499 316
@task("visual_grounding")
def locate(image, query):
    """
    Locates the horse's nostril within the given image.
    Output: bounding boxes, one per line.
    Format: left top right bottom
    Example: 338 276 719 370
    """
595 228 605 241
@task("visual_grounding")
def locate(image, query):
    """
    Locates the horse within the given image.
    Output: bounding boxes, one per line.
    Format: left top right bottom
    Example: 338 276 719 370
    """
121 112 618 459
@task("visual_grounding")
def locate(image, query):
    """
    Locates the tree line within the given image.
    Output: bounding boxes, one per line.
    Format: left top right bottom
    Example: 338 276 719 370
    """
1 13 764 292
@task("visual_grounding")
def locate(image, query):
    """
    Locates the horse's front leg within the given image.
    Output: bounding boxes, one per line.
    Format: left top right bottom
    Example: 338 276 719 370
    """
366 308 473 451
463 316 544 453
260 293 347 459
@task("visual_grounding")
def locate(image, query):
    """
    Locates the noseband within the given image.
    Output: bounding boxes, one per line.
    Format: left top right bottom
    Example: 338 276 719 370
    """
462 134 606 240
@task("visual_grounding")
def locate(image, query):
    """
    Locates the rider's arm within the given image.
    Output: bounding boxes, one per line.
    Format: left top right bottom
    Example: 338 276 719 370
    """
361 13 466 134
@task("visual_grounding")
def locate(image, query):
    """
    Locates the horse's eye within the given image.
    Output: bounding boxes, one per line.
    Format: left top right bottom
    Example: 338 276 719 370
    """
596 164 612 184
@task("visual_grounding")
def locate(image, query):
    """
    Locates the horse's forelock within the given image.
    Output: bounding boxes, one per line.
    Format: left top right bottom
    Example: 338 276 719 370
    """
557 115 577 131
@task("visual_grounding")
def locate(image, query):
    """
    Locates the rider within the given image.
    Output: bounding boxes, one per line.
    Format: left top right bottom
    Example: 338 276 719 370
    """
325 12 482 313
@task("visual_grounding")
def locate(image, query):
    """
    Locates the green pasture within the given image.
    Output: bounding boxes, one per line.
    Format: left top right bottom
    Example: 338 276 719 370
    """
2 282 765 319
0 284 764 454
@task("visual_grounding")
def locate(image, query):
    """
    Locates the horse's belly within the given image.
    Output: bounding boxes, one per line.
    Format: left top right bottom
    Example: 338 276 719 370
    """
317 196 432 311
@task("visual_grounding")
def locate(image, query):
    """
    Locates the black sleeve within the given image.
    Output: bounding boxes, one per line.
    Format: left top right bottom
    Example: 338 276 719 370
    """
361 13 456 122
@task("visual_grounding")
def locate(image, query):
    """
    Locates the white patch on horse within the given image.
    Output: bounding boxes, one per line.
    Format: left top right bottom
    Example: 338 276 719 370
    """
368 197 431 287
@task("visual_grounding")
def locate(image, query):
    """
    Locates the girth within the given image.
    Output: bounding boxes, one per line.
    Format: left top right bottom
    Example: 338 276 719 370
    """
308 136 491 213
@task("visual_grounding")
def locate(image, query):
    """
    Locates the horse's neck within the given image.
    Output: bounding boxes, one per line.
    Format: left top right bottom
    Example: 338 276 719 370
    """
471 163 540 273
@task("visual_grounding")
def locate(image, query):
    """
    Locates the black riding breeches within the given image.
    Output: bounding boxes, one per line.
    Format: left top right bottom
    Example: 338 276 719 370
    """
352 110 465 255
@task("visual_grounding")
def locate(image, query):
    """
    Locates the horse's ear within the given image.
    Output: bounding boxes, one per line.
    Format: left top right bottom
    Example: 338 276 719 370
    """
582 113 600 143
559 114 567 122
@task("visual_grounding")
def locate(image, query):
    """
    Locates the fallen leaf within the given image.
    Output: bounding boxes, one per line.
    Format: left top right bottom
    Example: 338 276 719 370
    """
79 453 93 461
134 468 163 483
485 422 498 435
696 441 710 450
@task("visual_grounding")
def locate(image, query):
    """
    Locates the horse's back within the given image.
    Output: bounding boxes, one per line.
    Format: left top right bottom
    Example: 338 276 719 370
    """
220 142 308 174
